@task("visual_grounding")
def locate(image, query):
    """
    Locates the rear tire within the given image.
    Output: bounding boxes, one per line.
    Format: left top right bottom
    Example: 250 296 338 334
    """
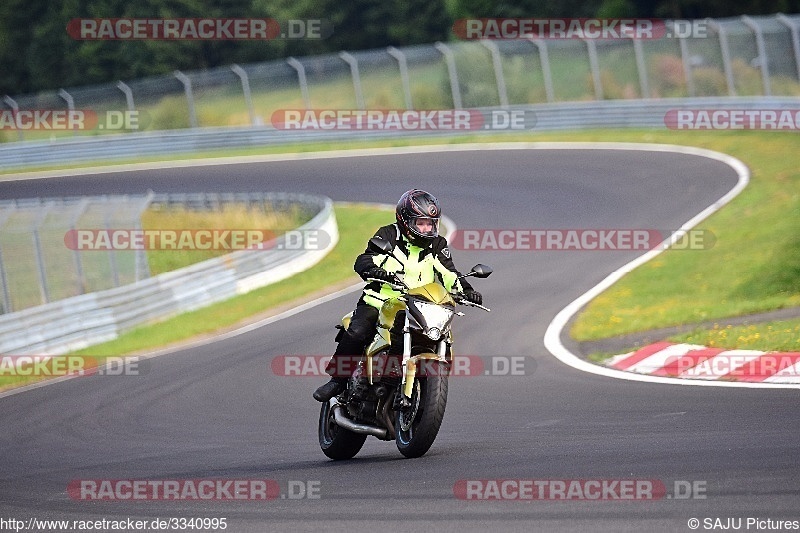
319 400 367 460
395 365 449 458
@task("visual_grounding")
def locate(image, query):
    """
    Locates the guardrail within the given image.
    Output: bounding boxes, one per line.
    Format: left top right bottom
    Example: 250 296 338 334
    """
0 191 323 313
1 96 798 171
0 194 337 355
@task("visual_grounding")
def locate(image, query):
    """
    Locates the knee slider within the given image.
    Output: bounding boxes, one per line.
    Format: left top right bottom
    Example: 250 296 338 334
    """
347 320 374 343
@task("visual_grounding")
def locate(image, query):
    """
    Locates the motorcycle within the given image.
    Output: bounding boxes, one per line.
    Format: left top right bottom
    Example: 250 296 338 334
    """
318 236 492 459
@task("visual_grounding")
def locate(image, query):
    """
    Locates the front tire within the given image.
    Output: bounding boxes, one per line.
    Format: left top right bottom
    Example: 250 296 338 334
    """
319 400 367 460
395 367 449 458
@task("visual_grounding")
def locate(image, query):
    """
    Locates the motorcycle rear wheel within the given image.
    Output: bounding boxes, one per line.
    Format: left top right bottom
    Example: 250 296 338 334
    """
319 400 367 460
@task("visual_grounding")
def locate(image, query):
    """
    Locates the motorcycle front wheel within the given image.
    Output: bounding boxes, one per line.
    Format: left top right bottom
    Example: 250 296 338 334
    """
395 366 449 458
319 400 367 460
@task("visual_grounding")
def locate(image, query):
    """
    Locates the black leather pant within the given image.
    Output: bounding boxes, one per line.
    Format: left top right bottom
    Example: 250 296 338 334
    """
326 303 379 378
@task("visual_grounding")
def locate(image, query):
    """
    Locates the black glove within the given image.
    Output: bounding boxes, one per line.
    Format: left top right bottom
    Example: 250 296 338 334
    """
365 267 394 283
463 289 482 305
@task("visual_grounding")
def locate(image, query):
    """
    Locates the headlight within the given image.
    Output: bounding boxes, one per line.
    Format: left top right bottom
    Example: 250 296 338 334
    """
411 300 455 340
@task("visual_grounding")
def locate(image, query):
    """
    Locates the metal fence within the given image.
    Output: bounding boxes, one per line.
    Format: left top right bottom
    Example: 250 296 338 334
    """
2 95 797 170
0 194 336 355
1 14 799 143
0 192 322 314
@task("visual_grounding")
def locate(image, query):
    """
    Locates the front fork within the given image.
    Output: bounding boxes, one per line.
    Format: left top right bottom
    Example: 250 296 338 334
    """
399 312 450 404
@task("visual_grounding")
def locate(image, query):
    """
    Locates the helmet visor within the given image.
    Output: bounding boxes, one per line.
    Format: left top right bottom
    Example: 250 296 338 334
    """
410 216 439 238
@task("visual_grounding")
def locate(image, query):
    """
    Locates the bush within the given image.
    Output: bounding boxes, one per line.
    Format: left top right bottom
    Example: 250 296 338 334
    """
502 55 548 105
147 94 192 130
731 58 765 95
650 54 686 97
770 75 800 96
411 85 449 109
597 70 637 99
692 67 728 96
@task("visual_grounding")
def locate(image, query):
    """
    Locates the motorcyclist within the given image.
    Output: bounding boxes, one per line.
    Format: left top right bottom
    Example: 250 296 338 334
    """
313 189 482 402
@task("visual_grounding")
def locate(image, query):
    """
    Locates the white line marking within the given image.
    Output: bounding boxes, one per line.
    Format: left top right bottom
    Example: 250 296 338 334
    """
0 201 456 398
765 360 800 383
541 143 800 389
3 142 792 392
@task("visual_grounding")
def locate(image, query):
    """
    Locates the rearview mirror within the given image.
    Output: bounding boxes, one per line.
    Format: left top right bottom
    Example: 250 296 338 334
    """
470 264 492 278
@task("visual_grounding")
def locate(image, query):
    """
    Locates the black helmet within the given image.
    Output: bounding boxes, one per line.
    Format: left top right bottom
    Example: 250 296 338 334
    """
396 189 441 247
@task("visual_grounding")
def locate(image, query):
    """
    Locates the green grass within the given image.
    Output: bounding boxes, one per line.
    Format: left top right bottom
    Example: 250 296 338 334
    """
0 203 307 314
67 203 391 358
567 131 800 344
587 350 624 364
0 135 469 176
667 319 800 353
142 204 307 275
4 128 799 358
0 203 392 391
587 318 800 366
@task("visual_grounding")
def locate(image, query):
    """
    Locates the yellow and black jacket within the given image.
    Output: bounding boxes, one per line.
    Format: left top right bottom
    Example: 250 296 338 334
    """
355 223 473 309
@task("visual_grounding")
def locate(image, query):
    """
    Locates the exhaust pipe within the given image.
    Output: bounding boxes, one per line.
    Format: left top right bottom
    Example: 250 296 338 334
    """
332 404 388 439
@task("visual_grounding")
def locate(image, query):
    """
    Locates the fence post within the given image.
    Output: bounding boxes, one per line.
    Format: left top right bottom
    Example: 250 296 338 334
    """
287 57 311 110
387 46 413 109
69 198 89 294
0 205 16 313
339 52 365 109
134 192 154 281
116 81 135 112
101 197 120 288
32 202 54 305
776 14 800 83
529 39 554 103
584 39 604 99
2 96 24 141
231 64 256 126
0 244 9 314
676 29 697 97
480 40 509 108
706 19 736 96
741 16 771 95
434 42 462 109
173 70 198 128
632 38 650 98
58 89 78 136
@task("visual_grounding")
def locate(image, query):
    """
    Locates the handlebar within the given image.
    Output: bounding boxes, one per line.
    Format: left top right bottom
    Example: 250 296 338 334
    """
365 278 490 312
365 277 407 291
451 293 491 312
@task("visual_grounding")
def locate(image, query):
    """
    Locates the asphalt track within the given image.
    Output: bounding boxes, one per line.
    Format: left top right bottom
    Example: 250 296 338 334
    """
1 146 798 532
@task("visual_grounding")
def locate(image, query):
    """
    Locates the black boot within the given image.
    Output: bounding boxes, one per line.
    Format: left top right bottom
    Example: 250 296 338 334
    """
313 378 347 402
